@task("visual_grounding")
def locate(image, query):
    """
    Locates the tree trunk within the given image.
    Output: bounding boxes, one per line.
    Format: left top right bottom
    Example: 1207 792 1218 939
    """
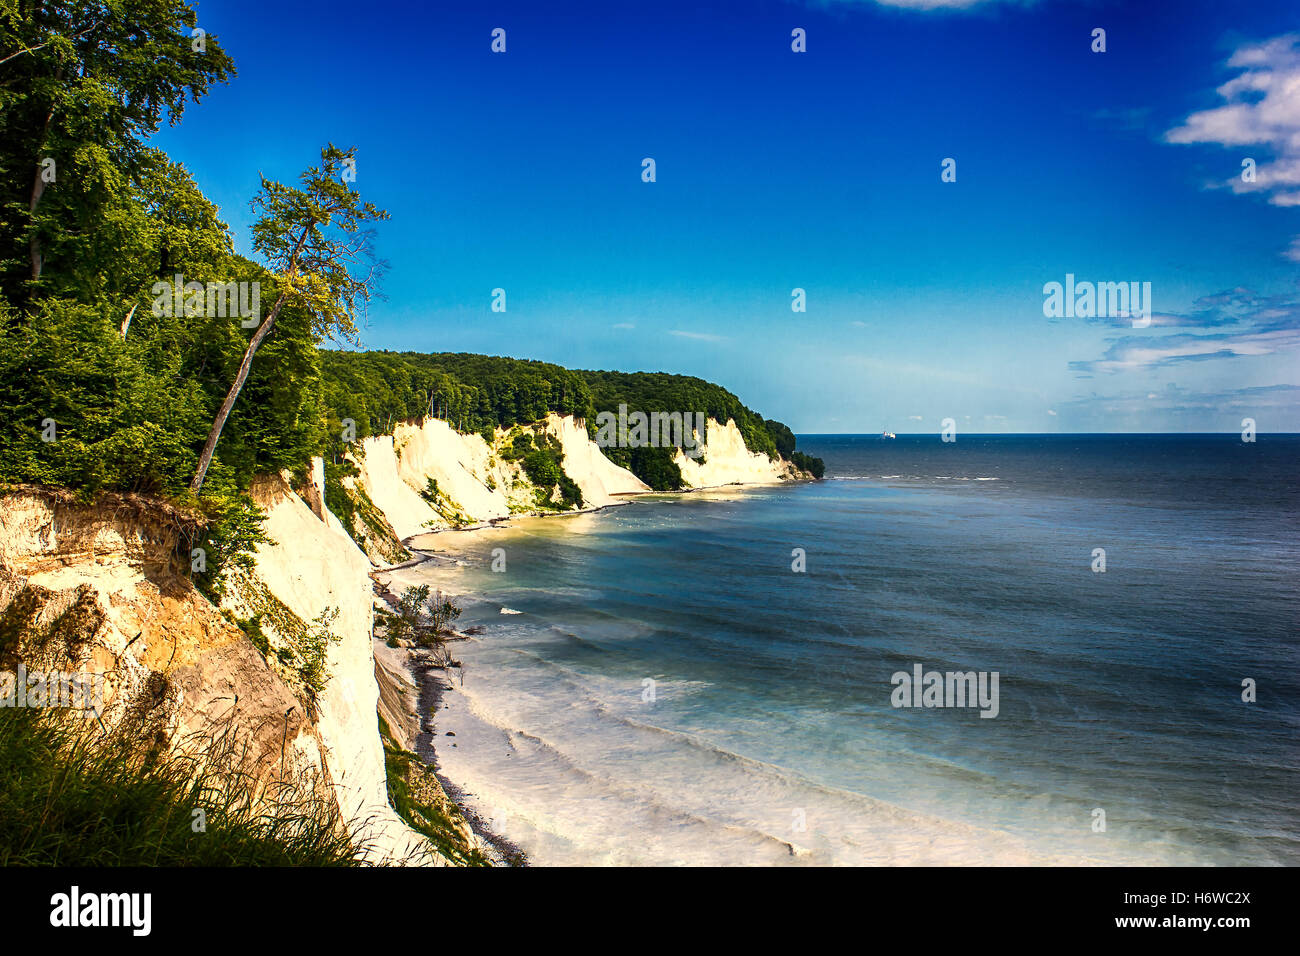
28 67 60 286
189 224 311 496
188 292 288 495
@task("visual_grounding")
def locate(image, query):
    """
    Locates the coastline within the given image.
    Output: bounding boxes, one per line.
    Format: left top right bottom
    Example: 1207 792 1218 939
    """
370 554 523 866
370 481 807 865
408 648 529 866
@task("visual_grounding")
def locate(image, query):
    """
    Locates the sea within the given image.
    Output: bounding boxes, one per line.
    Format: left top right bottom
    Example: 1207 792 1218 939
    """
394 434 1299 866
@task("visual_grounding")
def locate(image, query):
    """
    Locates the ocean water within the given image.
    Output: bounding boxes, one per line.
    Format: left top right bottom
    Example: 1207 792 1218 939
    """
396 435 1300 866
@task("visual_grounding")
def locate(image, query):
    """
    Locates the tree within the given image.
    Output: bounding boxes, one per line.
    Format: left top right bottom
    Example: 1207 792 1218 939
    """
189 145 388 495
0 0 233 302
377 585 462 665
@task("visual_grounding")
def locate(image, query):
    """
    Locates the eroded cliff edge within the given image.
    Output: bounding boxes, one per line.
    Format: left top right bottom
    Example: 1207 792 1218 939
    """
0 412 813 864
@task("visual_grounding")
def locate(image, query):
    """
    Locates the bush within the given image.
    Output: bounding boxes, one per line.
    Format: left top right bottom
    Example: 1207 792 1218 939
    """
191 494 272 601
790 451 825 479
377 585 462 663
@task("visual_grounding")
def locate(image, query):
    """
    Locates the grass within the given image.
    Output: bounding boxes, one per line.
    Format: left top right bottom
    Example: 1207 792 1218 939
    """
0 706 366 866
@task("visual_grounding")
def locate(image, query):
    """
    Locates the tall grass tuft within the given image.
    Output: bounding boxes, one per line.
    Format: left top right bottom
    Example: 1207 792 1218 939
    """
0 705 366 866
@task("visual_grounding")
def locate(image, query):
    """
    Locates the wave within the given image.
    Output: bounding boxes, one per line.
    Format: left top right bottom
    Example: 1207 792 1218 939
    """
440 643 1114 866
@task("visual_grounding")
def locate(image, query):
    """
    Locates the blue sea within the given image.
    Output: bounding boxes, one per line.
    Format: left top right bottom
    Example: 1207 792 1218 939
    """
396 435 1299 865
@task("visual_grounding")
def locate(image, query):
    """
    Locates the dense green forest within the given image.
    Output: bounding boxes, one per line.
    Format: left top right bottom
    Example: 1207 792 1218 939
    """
0 1 821 526
315 351 824 489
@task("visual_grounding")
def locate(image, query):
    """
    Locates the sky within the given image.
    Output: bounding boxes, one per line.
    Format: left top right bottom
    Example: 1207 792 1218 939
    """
152 0 1300 433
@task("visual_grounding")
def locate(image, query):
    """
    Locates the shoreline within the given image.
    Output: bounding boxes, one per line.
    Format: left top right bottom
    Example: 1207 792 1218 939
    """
370 560 525 866
371 481 803 865
408 649 529 867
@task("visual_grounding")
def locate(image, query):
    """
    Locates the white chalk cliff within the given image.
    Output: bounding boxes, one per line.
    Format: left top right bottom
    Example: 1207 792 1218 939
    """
231 473 434 864
674 418 804 488
0 412 811 865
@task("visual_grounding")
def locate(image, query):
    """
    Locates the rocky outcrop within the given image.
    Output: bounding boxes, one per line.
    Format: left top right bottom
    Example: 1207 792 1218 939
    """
674 418 806 487
0 488 330 798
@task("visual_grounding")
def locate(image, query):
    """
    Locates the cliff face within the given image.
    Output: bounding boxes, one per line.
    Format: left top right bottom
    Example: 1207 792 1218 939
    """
541 413 652 504
341 412 800 545
673 418 806 488
342 414 650 546
223 472 435 864
0 411 809 865
0 488 330 799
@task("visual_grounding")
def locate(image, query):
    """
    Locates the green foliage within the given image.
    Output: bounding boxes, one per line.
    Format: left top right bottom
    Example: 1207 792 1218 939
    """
765 419 797 458
518 431 582 508
790 450 825 479
500 428 532 461
317 350 596 457
0 299 197 494
624 446 685 492
295 607 341 705
0 261 328 500
420 477 440 505
247 145 389 346
377 585 462 659
229 612 278 663
192 494 271 602
0 0 235 304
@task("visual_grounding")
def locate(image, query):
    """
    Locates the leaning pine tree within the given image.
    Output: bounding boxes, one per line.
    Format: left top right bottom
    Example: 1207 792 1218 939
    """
189 145 388 496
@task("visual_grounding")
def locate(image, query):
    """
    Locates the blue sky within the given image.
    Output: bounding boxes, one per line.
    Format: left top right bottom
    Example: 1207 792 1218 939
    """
153 0 1300 433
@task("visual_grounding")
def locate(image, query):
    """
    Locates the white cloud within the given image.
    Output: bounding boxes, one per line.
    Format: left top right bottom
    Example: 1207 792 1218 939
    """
611 322 635 330
1072 288 1300 374
668 329 727 342
1166 34 1300 212
1072 328 1300 374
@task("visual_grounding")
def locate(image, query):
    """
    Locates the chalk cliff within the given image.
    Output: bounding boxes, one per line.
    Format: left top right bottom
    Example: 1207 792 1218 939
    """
0 411 811 865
